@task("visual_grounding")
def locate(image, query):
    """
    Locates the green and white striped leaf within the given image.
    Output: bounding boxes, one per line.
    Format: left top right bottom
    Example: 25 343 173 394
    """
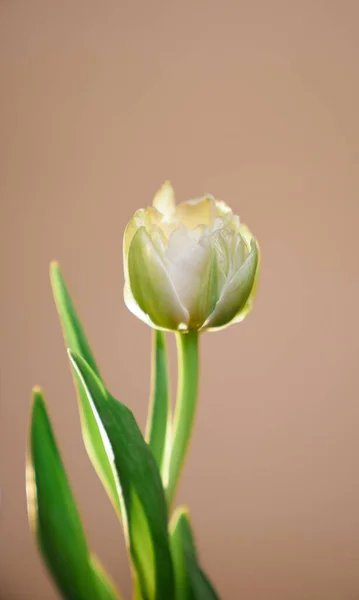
170 508 220 600
50 261 121 519
70 351 174 600
27 388 122 600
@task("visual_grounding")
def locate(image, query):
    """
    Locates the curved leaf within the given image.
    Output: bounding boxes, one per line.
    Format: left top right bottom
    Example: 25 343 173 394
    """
69 351 174 600
27 388 122 600
50 261 121 519
170 508 219 600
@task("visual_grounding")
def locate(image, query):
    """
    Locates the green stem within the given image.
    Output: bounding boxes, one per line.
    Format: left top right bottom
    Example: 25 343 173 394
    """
166 331 199 508
145 330 170 478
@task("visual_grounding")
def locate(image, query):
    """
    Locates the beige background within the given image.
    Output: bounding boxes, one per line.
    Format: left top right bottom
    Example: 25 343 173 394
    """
1 1 359 599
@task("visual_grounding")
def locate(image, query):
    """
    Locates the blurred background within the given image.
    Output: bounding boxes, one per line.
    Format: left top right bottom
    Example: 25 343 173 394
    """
1 1 359 599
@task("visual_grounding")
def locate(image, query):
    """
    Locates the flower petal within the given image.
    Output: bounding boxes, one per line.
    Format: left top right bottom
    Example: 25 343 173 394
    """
175 196 218 229
214 199 240 232
231 238 260 326
194 239 226 327
153 181 176 217
164 227 211 328
203 239 259 330
124 281 155 328
164 226 227 329
238 223 253 247
127 226 189 330
123 208 158 262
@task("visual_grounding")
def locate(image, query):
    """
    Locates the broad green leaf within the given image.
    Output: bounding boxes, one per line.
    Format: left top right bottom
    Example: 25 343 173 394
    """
170 508 193 600
27 388 122 600
50 261 121 519
170 508 219 600
70 351 174 600
91 557 123 600
145 330 170 477
186 557 220 600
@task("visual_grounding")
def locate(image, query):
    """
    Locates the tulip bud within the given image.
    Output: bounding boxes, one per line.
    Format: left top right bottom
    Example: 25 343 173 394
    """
123 182 259 332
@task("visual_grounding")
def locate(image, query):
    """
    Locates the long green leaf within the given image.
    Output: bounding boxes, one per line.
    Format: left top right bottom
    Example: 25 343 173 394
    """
50 261 121 519
145 330 170 478
69 351 174 600
170 508 219 600
27 388 122 600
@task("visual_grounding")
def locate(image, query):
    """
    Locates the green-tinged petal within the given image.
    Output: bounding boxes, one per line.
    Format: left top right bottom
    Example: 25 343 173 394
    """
50 262 122 519
188 239 226 329
69 351 174 600
203 239 259 330
123 206 162 264
153 181 176 216
124 282 155 329
170 508 219 600
27 388 122 600
127 226 189 330
123 208 162 275
231 237 260 326
146 330 171 478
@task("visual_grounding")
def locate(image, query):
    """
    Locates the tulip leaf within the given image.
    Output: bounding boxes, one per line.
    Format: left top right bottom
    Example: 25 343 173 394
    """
69 351 174 600
146 330 170 477
27 388 122 600
170 508 219 600
50 261 122 519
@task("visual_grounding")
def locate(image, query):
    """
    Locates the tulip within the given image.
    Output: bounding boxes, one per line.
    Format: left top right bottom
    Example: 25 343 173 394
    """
123 181 259 332
123 182 260 507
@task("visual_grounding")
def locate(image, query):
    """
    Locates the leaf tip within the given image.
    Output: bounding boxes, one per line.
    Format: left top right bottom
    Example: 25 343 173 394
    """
50 259 61 272
170 505 191 532
32 386 45 407
49 260 63 290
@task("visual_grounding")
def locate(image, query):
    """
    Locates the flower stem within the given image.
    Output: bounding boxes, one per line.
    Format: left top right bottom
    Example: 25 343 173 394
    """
146 330 170 478
166 331 199 508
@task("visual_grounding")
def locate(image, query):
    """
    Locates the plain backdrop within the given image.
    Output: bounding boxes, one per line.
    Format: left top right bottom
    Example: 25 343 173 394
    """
1 1 359 599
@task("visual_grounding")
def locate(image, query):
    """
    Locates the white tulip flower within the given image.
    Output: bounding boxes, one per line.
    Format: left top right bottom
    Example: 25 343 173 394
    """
123 182 259 332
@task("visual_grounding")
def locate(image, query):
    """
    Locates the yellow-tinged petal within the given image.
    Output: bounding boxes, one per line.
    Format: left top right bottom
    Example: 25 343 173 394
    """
203 239 259 330
214 198 231 214
153 181 176 216
127 227 189 330
238 223 253 247
175 196 217 229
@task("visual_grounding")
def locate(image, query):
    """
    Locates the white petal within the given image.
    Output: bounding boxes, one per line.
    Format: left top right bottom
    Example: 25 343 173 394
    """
164 227 210 320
